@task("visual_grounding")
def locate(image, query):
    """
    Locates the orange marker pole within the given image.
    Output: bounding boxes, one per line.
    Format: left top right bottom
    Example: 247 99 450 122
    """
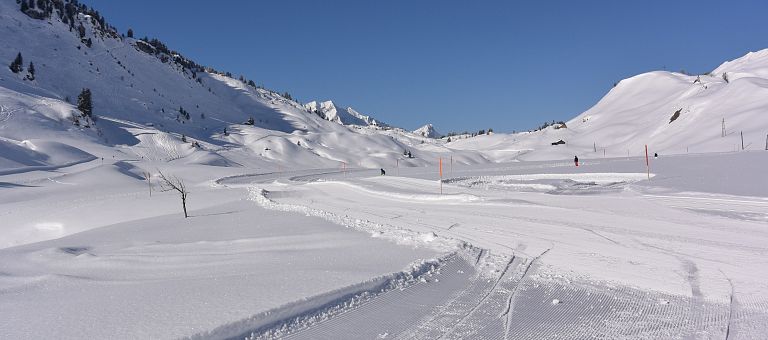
439 157 443 195
645 145 650 181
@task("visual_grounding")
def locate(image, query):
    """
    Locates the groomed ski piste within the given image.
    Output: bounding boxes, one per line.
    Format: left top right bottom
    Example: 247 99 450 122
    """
211 152 768 340
4 148 767 339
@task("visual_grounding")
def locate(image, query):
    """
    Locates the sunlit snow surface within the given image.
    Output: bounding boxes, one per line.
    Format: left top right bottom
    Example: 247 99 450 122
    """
3 151 764 339
1 0 768 337
224 153 768 339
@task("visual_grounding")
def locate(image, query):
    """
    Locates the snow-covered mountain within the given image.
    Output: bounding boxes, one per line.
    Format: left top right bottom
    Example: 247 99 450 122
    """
0 0 487 172
450 49 768 161
304 100 384 127
413 124 442 139
2 0 768 173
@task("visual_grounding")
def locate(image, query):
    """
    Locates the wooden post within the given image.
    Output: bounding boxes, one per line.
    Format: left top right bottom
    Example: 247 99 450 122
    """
741 131 744 150
645 145 650 181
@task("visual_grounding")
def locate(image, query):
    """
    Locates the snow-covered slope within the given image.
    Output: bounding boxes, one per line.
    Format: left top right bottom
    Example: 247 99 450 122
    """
413 124 442 139
450 49 768 161
2 0 768 172
0 0 484 171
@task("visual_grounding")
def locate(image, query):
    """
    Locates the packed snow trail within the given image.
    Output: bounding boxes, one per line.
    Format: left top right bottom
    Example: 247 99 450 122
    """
218 154 768 339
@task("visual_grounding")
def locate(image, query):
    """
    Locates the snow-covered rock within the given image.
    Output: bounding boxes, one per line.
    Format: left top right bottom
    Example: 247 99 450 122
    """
304 100 384 127
413 124 442 139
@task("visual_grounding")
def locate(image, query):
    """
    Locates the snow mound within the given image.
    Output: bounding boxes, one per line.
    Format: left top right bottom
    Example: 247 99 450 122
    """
0 139 95 174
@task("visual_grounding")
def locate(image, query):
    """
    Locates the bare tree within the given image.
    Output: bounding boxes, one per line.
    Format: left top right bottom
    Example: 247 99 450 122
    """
142 171 152 197
157 170 189 218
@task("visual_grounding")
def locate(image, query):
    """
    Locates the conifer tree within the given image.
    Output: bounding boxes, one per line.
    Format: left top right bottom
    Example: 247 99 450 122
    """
178 106 190 120
9 53 23 73
127 28 133 38
77 88 93 118
27 62 35 80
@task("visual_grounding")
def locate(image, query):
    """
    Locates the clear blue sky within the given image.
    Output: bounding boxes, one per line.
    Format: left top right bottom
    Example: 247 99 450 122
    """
82 0 768 133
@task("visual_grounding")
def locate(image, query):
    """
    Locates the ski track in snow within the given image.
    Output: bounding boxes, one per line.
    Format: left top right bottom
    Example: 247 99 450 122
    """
205 169 768 339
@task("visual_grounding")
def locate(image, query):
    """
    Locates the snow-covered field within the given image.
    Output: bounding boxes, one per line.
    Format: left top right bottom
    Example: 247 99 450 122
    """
2 149 767 339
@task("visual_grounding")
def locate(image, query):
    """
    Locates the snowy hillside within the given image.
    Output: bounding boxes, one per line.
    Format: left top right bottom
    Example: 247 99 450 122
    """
450 49 768 161
3 0 767 171
0 0 488 173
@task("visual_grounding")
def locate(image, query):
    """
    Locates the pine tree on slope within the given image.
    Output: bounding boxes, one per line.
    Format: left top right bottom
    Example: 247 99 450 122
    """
9 53 23 73
77 88 93 118
27 62 35 80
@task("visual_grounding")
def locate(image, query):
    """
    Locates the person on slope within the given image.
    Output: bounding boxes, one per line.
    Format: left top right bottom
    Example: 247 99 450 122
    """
380 168 386 176
574 155 579 167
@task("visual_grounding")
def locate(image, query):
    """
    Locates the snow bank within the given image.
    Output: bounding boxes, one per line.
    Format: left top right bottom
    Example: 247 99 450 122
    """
248 187 464 251
188 253 450 340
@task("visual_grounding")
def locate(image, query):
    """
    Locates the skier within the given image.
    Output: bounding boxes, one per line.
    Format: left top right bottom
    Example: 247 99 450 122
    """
380 168 386 176
654 152 658 158
574 155 579 167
